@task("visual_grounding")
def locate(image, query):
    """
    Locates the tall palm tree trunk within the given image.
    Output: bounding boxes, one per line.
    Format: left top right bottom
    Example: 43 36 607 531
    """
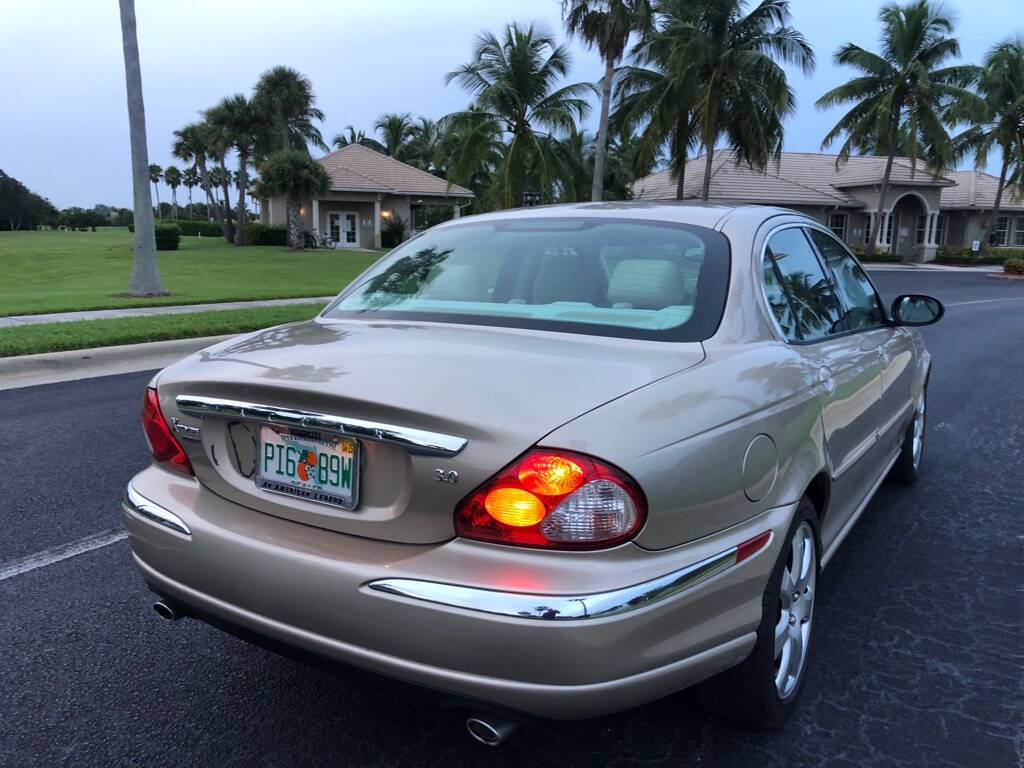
286 198 303 248
187 188 193 220
152 183 161 219
701 144 716 201
592 57 615 202
978 150 1010 256
117 0 164 295
219 158 234 243
865 120 901 259
675 161 686 199
234 153 248 246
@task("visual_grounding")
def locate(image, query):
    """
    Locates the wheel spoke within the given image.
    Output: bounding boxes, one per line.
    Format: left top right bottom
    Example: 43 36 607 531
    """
775 639 791 690
775 611 789 657
790 533 804 581
780 568 794 607
787 623 803 678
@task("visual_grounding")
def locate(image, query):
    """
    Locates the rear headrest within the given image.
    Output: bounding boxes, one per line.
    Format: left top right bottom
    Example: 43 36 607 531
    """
606 259 686 309
418 264 487 301
533 254 601 305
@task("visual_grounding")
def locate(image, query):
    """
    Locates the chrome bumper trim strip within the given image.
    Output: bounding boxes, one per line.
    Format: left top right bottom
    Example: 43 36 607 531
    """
123 485 192 536
368 546 739 621
175 395 467 457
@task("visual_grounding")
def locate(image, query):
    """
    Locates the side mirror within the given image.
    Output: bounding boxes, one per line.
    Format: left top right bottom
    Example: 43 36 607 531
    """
891 294 944 326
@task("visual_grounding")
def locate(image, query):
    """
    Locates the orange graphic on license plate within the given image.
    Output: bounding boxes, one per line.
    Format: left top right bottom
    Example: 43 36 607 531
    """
296 450 317 481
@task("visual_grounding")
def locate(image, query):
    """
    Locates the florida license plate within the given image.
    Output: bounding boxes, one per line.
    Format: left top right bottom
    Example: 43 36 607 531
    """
255 426 359 509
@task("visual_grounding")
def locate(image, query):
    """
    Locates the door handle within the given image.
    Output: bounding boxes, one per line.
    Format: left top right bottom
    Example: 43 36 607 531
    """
818 366 835 393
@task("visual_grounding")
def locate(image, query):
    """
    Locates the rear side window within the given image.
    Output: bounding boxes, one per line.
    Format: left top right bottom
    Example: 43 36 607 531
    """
326 218 730 341
806 229 885 331
763 228 842 342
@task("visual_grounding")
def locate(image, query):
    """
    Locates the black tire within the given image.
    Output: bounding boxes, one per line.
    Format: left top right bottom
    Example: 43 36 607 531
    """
889 387 926 486
698 499 819 730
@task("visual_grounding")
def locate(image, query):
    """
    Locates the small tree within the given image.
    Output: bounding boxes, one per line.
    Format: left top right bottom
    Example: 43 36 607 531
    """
148 163 162 219
182 166 199 219
257 150 329 248
163 165 182 219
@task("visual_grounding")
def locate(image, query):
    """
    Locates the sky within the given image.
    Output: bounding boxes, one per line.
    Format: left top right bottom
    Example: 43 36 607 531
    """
0 0 1018 209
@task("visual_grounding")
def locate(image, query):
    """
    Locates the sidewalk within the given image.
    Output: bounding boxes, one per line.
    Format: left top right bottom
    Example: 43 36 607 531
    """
0 296 334 328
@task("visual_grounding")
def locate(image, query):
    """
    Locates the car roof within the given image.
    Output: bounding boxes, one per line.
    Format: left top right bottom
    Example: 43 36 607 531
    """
438 201 804 231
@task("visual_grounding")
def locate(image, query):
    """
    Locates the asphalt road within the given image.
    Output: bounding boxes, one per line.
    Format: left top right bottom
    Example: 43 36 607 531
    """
1 271 1021 767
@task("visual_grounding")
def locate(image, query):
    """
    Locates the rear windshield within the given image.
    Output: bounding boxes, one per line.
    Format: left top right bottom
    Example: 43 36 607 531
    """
324 217 730 341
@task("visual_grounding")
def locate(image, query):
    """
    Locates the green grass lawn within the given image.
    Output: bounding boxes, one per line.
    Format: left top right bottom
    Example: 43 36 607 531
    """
0 228 381 316
0 303 325 357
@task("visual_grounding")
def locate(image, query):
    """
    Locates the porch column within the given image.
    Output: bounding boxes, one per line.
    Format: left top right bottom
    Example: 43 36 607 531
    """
452 202 461 219
373 195 382 249
312 198 320 235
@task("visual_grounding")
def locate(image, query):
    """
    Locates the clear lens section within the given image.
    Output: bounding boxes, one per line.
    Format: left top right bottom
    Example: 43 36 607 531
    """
540 479 637 542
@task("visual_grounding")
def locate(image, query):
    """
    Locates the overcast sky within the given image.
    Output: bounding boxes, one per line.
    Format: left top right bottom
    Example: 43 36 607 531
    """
0 0 1017 208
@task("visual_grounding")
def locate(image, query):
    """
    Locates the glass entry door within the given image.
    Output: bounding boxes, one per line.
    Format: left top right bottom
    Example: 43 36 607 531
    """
328 212 359 248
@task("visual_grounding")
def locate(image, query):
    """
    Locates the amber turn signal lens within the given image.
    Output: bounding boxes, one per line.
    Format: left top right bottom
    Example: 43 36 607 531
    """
484 488 547 527
517 454 584 496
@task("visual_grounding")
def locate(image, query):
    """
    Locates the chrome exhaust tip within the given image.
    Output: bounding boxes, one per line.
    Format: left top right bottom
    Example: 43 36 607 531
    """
152 600 180 621
465 715 518 746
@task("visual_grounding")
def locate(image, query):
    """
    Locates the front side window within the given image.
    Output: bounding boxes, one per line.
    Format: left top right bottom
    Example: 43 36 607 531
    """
995 216 1010 246
915 215 927 245
863 213 873 244
764 228 842 342
935 215 946 245
807 229 885 331
325 218 730 341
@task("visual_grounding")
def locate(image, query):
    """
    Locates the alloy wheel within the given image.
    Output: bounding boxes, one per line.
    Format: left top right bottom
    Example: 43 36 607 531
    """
774 521 816 699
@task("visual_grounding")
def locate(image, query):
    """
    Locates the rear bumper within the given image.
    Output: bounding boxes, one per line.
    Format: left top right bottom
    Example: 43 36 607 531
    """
122 465 795 719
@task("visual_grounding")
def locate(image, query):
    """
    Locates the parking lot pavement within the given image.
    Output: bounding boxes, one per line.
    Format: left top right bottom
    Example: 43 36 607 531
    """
1 272 1021 767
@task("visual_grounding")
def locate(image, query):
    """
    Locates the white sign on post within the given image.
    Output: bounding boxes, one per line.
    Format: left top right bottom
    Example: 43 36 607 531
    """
972 240 980 252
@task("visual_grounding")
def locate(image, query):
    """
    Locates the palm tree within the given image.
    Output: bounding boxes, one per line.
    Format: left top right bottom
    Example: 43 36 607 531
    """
257 150 330 248
669 0 815 202
332 126 385 152
405 117 443 173
148 164 162 219
562 0 653 201
444 23 594 208
952 37 1024 254
117 0 163 295
173 122 227 232
436 105 506 208
252 65 327 153
374 112 414 158
206 95 263 246
163 165 182 219
182 166 199 220
817 0 979 257
612 0 704 199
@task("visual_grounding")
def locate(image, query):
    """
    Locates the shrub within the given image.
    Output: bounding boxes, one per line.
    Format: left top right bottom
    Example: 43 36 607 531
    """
242 223 287 246
934 245 1018 265
154 223 180 251
381 214 407 248
1004 257 1024 275
849 244 902 263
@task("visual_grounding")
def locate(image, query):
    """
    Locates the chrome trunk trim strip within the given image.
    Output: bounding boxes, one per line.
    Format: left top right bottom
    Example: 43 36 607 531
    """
175 395 467 456
367 546 740 621
124 485 192 536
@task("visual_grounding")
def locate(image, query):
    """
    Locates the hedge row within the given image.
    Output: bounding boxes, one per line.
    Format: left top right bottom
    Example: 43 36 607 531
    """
242 223 287 246
848 245 902 263
1004 257 1024 275
933 245 1020 265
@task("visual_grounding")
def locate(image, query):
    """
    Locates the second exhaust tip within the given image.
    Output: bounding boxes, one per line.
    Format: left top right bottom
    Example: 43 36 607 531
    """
152 600 180 621
466 716 518 746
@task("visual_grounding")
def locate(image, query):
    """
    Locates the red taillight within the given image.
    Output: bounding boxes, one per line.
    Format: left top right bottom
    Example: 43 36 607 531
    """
141 388 193 475
454 449 646 550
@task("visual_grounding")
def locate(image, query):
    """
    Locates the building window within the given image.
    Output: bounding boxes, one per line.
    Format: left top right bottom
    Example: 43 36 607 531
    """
935 215 945 245
885 213 894 245
994 215 1010 246
1014 217 1024 247
863 213 873 244
827 213 848 240
915 215 927 244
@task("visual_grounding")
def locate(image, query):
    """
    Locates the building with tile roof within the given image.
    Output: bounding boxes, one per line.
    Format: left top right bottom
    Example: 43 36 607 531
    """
633 150 1024 261
260 144 473 249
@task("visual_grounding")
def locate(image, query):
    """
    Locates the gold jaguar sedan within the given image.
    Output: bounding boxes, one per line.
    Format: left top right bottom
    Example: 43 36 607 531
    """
122 203 942 744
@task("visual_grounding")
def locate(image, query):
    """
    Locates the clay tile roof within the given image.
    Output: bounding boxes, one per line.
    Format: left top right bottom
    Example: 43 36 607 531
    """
317 144 473 198
940 169 1024 211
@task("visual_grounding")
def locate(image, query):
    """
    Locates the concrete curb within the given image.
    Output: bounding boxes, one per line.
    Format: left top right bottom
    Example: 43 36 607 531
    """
0 334 235 391
985 272 1024 281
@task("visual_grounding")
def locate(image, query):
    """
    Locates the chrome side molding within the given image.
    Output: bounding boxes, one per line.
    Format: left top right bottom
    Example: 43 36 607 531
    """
368 545 746 621
175 395 467 457
124 485 191 536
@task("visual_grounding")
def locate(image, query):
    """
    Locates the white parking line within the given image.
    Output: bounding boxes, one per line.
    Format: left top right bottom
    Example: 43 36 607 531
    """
945 298 1024 307
0 528 128 582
